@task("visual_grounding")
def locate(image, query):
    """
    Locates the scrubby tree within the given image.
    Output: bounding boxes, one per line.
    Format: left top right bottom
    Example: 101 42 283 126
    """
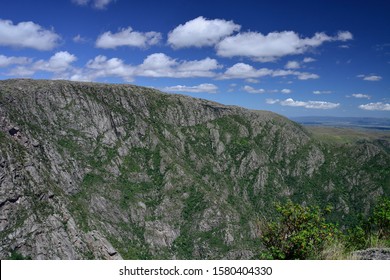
371 197 390 240
260 201 340 259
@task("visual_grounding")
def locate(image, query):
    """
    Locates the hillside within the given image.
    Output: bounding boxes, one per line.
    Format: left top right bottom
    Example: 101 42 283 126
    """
0 79 389 259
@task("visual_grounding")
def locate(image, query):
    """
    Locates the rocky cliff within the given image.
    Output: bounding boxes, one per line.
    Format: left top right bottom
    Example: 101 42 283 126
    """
0 79 389 259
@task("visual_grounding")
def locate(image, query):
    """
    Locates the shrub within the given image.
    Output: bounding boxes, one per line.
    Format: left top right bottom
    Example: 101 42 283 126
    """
345 225 368 251
260 201 340 259
8 251 31 260
370 197 390 240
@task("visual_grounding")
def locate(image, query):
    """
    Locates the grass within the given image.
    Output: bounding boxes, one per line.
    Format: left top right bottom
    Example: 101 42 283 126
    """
320 240 355 260
306 126 390 144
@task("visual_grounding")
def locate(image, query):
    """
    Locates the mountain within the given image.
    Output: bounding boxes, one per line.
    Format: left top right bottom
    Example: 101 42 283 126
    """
0 79 389 259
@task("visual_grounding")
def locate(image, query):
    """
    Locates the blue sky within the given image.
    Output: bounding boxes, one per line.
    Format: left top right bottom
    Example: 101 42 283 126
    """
0 0 389 118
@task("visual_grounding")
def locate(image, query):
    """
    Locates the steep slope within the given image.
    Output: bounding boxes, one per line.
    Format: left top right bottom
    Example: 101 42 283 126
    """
0 79 389 259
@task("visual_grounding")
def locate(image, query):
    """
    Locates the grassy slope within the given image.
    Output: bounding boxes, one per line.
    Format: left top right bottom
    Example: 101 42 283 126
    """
306 126 390 145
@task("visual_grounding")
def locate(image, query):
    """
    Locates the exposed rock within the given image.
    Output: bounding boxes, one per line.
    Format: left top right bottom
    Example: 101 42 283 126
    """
353 248 390 260
0 79 388 260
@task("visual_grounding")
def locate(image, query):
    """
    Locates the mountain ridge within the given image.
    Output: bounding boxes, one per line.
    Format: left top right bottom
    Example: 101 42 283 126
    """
0 79 388 259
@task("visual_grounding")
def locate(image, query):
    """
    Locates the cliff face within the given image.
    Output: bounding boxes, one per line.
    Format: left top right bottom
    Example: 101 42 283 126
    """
0 79 389 259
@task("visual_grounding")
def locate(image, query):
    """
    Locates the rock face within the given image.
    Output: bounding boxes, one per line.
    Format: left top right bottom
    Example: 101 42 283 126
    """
353 248 390 260
0 79 389 259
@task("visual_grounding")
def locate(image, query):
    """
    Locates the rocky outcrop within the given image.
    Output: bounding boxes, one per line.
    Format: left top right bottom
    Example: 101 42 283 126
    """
0 79 389 259
353 248 390 260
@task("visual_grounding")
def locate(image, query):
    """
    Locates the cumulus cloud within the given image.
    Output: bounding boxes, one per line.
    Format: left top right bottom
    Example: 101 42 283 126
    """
243 87 290 94
168 16 240 48
0 55 31 67
297 73 319 80
8 52 78 80
35 51 77 72
70 53 221 81
313 90 332 95
72 0 115 9
267 98 339 109
216 30 352 61
285 57 315 69
336 31 353 41
219 62 319 80
357 74 382 81
71 55 135 81
352 93 371 99
221 63 272 79
7 52 217 81
266 99 280 104
136 53 220 78
245 78 259 84
285 61 300 69
164 83 218 93
73 34 88 43
8 51 77 77
96 27 161 49
303 57 316 63
243 85 265 94
359 102 390 111
0 19 60 50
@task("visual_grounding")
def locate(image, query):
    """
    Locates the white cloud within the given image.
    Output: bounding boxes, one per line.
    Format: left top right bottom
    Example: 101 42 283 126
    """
73 34 87 43
266 98 280 104
359 102 390 111
0 19 60 50
357 74 382 81
7 52 220 81
243 85 265 94
221 63 272 79
272 69 319 80
35 51 77 72
216 30 352 61
244 87 290 94
72 0 89 4
72 0 115 9
303 57 316 63
220 62 319 80
8 66 36 77
337 31 353 41
352 93 371 99
0 55 31 67
268 98 339 109
136 53 220 78
71 53 221 81
96 27 161 49
313 90 332 95
297 73 320 80
74 55 135 81
94 0 115 9
8 51 77 77
245 78 259 84
164 83 218 93
168 16 240 48
285 61 300 69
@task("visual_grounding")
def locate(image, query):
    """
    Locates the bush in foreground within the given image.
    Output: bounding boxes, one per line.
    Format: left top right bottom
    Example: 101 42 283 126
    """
260 198 390 260
260 201 340 259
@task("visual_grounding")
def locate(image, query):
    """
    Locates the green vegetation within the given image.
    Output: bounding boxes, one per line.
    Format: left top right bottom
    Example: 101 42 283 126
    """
8 251 32 260
1 80 388 260
307 126 390 145
260 201 340 259
260 198 390 259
